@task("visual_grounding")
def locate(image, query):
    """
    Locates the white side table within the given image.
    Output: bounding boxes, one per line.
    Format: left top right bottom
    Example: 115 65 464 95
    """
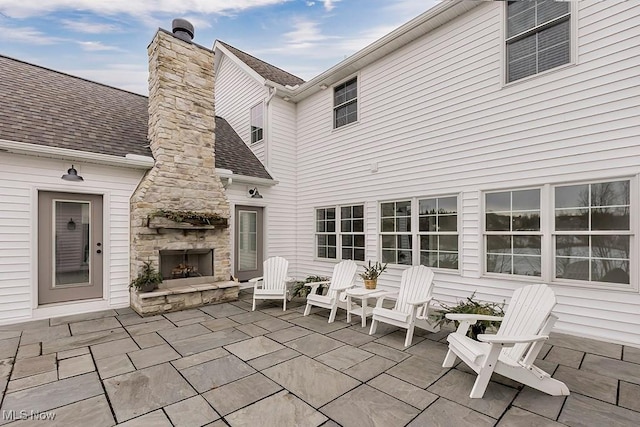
345 288 389 327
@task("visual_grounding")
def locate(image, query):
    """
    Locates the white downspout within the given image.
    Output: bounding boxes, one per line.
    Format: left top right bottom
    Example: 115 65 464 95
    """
265 87 277 167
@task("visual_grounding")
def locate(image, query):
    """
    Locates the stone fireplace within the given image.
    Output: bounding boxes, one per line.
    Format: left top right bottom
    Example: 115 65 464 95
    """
129 20 237 315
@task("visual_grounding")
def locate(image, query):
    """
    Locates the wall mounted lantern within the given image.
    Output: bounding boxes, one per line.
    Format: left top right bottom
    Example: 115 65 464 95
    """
61 165 84 181
248 187 263 199
67 218 76 231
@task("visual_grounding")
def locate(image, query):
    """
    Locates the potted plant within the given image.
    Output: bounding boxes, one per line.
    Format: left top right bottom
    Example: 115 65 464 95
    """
289 275 331 300
359 261 388 289
431 292 505 340
130 260 163 293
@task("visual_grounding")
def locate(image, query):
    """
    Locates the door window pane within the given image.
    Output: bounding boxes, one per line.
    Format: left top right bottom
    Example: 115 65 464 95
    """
54 201 90 287
238 211 258 271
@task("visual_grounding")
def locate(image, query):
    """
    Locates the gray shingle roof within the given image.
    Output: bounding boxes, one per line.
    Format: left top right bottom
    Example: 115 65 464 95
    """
218 41 305 87
0 54 271 180
215 116 272 180
0 55 150 157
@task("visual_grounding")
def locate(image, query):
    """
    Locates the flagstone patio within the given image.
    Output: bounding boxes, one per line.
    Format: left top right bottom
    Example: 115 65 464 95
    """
1 289 639 426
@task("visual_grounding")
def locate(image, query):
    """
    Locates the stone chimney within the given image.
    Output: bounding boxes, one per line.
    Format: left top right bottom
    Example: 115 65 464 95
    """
130 22 231 283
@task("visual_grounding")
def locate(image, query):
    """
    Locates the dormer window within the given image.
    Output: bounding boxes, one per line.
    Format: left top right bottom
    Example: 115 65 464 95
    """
250 103 264 143
334 77 357 128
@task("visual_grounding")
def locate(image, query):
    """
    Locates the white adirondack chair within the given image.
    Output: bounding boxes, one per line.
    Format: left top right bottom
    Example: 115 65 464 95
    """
250 256 290 311
303 260 358 323
442 284 570 399
369 265 440 347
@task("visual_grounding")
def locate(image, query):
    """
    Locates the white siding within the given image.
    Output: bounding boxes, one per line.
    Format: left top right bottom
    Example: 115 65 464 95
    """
294 1 640 346
215 55 267 162
0 152 145 323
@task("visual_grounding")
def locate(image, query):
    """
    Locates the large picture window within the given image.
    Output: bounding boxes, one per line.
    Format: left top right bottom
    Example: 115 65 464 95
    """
419 196 459 269
485 189 542 276
555 180 630 284
316 205 365 261
506 0 571 82
334 77 357 128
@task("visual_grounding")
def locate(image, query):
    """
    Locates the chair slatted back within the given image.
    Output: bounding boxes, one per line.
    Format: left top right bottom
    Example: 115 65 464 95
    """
498 284 556 362
262 256 289 291
326 260 358 300
394 266 435 315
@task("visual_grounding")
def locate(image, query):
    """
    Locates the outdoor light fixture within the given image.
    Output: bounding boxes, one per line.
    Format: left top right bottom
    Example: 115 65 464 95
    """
61 165 84 181
67 218 76 231
248 187 263 199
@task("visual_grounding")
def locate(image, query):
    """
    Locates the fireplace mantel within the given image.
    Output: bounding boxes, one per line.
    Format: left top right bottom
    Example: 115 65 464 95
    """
147 216 229 231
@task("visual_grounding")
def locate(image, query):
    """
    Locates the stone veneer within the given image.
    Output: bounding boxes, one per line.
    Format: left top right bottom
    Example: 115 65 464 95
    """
130 281 238 315
130 29 232 306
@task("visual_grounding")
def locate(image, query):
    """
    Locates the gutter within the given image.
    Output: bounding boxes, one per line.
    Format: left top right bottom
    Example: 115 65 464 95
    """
216 168 278 186
0 139 155 169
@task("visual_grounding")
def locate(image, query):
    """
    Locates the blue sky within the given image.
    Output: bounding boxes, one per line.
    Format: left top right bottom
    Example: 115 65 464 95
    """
0 0 439 95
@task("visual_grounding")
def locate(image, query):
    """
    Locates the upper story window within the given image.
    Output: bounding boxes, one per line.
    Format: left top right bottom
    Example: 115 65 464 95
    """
506 0 571 83
250 103 264 144
334 77 357 128
485 189 542 276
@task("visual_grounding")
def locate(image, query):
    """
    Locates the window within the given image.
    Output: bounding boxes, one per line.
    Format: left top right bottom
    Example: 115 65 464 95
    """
334 77 357 128
485 189 541 276
506 0 571 82
316 205 365 261
341 205 365 261
250 103 263 143
316 207 336 259
380 201 412 265
419 197 459 269
555 180 630 284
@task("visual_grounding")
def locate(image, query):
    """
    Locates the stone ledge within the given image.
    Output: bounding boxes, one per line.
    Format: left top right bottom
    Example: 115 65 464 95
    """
130 281 239 316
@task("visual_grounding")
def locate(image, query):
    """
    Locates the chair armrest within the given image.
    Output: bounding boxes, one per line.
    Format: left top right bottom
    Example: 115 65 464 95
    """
248 277 263 283
333 283 356 291
445 314 504 322
478 334 548 345
407 296 433 306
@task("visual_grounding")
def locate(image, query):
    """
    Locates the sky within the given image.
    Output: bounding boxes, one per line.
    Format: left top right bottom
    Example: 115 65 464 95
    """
0 0 440 95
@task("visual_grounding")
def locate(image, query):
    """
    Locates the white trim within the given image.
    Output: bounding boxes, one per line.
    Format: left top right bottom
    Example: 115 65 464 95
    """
216 168 278 186
214 42 267 86
0 139 154 169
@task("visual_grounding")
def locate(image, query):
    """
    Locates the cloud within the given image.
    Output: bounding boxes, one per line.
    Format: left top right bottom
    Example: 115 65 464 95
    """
0 25 64 44
282 19 337 49
65 63 149 95
62 19 120 34
322 0 339 12
305 1 315 6
77 41 120 51
0 0 290 19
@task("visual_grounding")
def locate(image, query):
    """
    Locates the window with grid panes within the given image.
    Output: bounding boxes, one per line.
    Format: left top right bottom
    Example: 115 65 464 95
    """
554 180 631 285
485 189 542 276
334 78 357 128
506 0 571 83
419 196 458 269
250 103 264 143
340 205 365 261
316 208 336 259
380 200 412 265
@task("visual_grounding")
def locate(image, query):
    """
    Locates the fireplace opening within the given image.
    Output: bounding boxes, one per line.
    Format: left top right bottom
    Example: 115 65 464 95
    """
159 249 214 281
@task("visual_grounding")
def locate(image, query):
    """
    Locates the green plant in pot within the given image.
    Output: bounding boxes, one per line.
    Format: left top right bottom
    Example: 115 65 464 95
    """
359 261 388 289
289 275 330 300
130 260 163 293
432 292 505 340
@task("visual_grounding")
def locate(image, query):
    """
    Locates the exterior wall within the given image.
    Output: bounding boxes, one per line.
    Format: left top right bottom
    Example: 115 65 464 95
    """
294 1 640 345
215 58 299 275
0 152 145 324
215 55 267 162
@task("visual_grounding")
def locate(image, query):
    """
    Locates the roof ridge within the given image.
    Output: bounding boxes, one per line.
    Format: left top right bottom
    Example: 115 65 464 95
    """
217 40 304 85
0 53 149 99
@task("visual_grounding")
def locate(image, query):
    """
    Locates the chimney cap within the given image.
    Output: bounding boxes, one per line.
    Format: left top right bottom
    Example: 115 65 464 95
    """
172 18 194 42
